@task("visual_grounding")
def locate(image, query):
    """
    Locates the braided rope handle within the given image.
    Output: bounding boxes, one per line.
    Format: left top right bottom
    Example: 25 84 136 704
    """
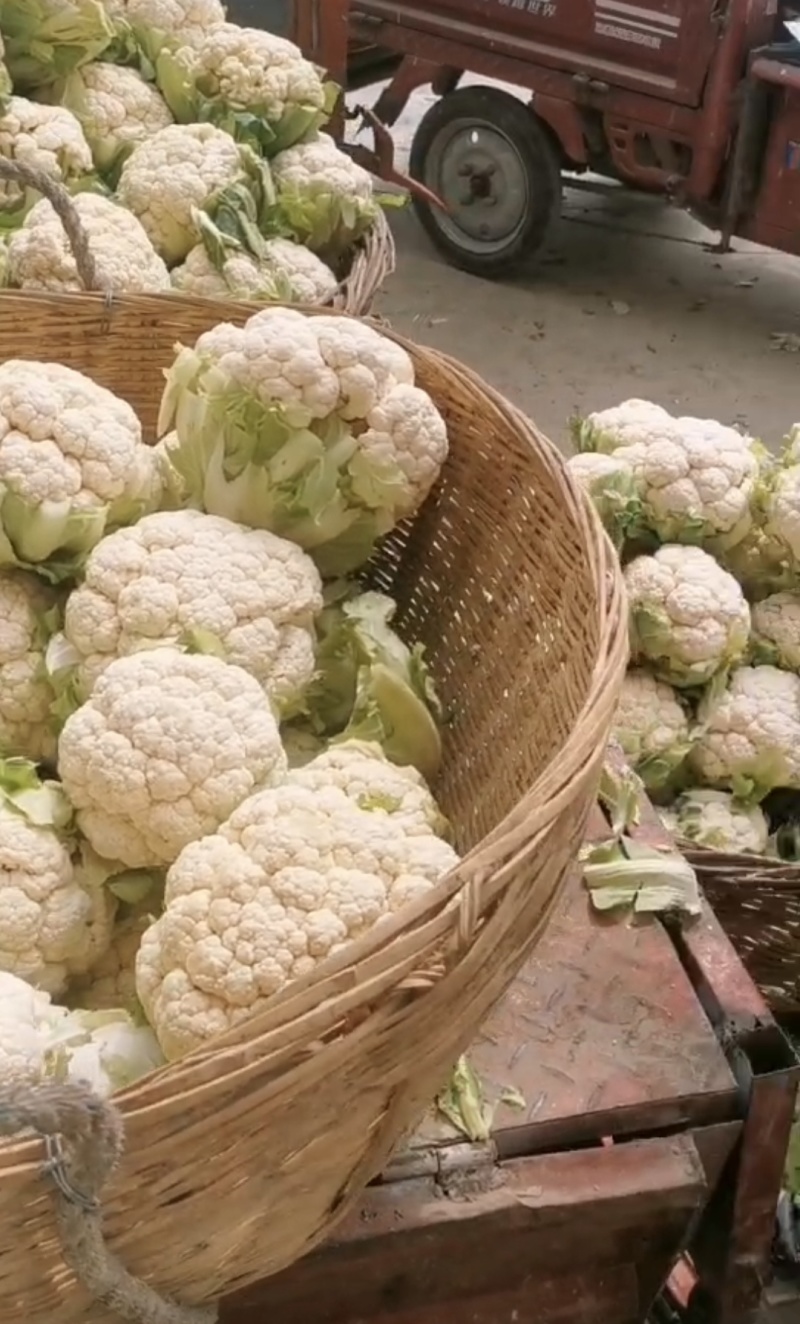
0 1080 218 1324
0 158 103 291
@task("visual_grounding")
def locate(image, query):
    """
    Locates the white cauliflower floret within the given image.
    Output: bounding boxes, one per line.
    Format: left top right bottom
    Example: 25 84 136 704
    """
0 97 93 223
660 788 769 856
0 970 64 1080
136 781 460 1058
0 360 160 574
288 741 450 837
272 132 377 252
57 648 288 869
117 122 256 264
0 970 163 1094
171 236 338 305
56 61 173 174
169 24 327 152
171 243 280 301
749 592 800 672
625 545 750 688
575 399 672 453
106 0 225 52
62 509 323 712
158 309 446 577
310 314 415 420
691 665 800 800
262 237 338 303
356 384 449 518
7 192 171 294
0 570 58 763
612 668 692 792
613 415 759 548
0 809 117 997
567 452 643 547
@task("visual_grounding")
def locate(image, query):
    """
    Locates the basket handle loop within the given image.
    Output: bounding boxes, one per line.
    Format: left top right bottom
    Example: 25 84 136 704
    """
0 1079 218 1324
0 158 103 291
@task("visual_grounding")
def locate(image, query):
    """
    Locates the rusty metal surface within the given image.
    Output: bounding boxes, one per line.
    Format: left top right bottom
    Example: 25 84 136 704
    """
407 806 735 1156
222 1135 708 1324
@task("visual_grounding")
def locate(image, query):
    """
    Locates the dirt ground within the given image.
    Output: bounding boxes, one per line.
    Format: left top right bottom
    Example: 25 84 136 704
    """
356 82 800 452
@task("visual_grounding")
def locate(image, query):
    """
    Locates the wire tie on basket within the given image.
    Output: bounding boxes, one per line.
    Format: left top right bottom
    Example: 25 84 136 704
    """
42 1132 100 1213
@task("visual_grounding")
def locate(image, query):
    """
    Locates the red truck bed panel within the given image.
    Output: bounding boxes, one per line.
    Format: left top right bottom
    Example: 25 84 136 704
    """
356 0 721 105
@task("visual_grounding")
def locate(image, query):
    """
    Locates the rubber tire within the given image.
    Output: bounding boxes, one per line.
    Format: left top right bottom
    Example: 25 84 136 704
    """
409 85 561 279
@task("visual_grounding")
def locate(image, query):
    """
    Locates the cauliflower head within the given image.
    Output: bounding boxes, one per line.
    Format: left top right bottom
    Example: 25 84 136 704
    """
171 235 338 305
0 569 59 763
54 61 173 175
116 122 270 264
0 97 93 226
690 665 800 801
660 788 769 856
0 360 160 577
0 799 118 997
288 741 450 838
612 415 760 550
136 781 460 1058
0 969 66 1081
612 668 693 792
625 545 750 688
159 23 329 156
749 592 800 672
7 191 171 294
566 451 643 548
158 308 449 578
0 970 163 1095
57 647 288 869
272 132 378 255
574 399 672 454
107 0 226 60
62 509 323 713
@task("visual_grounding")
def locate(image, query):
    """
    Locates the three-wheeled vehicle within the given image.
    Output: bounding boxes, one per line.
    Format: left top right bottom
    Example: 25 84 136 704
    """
236 0 800 279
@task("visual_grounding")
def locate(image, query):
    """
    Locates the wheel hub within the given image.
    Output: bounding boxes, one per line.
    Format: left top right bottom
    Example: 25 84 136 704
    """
425 120 530 252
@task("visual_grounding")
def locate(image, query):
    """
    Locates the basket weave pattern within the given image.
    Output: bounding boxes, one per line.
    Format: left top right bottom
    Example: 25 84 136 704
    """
0 291 628 1321
681 845 800 1013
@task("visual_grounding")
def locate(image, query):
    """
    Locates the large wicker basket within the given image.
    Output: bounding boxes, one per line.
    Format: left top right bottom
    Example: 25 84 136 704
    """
679 846 800 1014
0 289 628 1323
0 158 395 316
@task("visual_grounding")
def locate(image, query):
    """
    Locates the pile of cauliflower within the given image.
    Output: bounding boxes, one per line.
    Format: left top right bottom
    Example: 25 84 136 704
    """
0 310 454 1086
0 0 382 303
570 400 800 860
